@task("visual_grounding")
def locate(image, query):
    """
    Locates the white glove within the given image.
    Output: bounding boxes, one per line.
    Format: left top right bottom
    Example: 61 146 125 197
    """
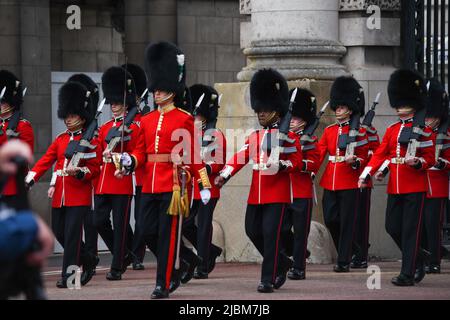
120 152 132 167
200 189 211 205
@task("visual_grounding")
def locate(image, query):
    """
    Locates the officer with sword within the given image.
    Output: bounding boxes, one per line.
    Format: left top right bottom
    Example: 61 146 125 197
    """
116 41 212 299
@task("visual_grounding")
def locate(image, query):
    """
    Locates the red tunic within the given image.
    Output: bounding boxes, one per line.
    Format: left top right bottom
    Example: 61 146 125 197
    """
0 118 34 196
28 130 99 208
193 129 226 200
95 117 140 195
318 122 369 191
131 106 209 194
221 129 302 205
133 113 144 188
362 120 435 194
291 135 320 199
426 130 450 198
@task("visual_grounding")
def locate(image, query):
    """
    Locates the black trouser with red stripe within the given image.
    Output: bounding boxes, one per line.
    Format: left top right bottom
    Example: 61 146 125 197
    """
245 203 288 284
139 193 178 290
132 186 147 262
323 189 360 265
282 198 313 271
353 188 372 262
182 198 221 272
93 194 132 271
422 197 446 266
52 206 90 280
386 192 425 277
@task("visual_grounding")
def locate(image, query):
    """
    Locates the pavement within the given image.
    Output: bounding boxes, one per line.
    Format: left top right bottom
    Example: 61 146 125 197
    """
41 253 450 300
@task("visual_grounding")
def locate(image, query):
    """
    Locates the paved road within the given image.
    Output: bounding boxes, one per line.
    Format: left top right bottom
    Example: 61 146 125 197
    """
42 256 450 300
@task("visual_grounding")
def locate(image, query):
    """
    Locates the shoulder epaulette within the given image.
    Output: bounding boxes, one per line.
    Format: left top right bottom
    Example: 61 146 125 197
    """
176 108 193 117
387 120 401 129
56 131 67 139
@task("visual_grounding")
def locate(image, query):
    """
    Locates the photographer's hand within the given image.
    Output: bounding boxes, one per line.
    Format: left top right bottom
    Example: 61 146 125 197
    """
0 140 33 175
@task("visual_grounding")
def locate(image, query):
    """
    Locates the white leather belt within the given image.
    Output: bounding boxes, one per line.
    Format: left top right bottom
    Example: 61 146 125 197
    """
56 170 69 177
391 157 405 164
329 156 345 163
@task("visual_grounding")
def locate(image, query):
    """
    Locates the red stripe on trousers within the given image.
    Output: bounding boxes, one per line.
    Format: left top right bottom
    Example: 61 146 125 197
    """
272 204 286 283
120 196 131 269
303 199 312 270
412 194 425 273
165 216 178 290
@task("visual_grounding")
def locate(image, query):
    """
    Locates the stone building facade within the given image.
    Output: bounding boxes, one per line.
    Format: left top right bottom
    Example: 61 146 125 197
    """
0 0 407 261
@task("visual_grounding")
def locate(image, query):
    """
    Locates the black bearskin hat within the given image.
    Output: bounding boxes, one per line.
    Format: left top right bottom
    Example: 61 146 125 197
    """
426 78 449 122
57 82 93 123
68 73 99 109
190 84 220 123
0 70 23 109
101 66 136 108
173 87 193 114
250 68 289 116
122 63 148 99
330 76 364 114
290 88 317 126
388 69 426 110
145 41 186 97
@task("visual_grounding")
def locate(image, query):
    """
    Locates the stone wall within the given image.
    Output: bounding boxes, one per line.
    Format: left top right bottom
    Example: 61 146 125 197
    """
50 0 125 72
177 0 246 86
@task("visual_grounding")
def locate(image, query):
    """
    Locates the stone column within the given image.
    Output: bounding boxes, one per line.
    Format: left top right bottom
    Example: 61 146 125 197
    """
238 0 347 81
0 0 52 221
339 0 402 259
124 0 177 66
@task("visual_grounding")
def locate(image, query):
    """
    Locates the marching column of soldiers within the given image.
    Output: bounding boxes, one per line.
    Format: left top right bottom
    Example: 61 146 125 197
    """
0 40 449 298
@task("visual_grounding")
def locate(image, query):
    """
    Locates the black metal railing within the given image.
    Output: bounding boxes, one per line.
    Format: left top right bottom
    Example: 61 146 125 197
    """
402 0 450 246
402 0 449 87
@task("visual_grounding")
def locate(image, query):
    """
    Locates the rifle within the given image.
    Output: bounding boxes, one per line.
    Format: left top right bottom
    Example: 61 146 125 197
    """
344 112 362 158
266 88 298 168
435 115 450 161
65 98 106 168
105 105 139 154
137 88 149 114
403 106 429 158
361 92 381 130
4 88 28 139
300 101 329 145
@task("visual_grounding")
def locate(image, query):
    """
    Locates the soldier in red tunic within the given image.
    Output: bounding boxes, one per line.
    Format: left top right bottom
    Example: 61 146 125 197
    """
94 66 140 281
118 42 213 299
26 82 99 288
422 78 450 274
282 88 321 281
0 70 34 206
64 73 100 272
359 69 435 286
179 84 226 282
351 91 381 269
318 76 369 273
215 69 301 293
121 63 150 271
